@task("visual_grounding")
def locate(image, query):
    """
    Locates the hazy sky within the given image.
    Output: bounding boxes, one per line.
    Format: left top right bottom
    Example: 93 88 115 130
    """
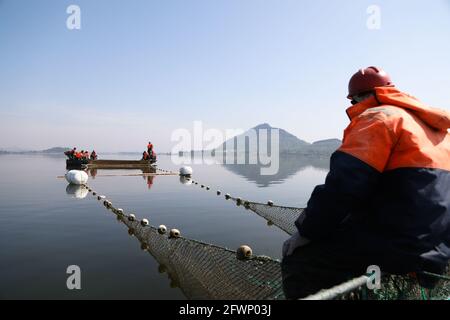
1 0 449 152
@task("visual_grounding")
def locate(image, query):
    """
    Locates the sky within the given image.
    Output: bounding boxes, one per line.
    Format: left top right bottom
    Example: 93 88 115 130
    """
0 0 449 152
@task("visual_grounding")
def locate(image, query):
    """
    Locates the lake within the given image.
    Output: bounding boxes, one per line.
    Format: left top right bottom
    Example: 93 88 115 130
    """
0 153 329 299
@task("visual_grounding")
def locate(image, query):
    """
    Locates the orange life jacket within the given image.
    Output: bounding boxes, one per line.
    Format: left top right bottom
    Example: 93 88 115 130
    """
340 86 450 172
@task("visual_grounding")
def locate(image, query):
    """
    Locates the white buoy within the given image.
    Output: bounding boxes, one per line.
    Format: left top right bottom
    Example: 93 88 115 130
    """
179 166 193 177
158 225 167 234
141 218 149 226
225 193 231 200
116 208 124 215
65 170 88 185
128 214 136 221
267 200 274 206
169 228 180 238
236 245 253 260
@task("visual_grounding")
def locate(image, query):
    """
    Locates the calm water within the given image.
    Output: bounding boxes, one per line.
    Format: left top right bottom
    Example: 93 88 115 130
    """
0 153 329 299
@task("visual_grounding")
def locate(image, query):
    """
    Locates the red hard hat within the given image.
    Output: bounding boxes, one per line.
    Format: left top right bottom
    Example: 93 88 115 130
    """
347 66 393 99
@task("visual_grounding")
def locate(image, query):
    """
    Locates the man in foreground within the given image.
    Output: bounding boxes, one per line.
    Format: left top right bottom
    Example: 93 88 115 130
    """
282 66 450 299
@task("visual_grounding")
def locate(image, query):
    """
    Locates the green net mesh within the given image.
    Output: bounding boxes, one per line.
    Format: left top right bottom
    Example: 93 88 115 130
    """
229 197 449 300
117 213 285 300
97 190 449 300
234 198 303 236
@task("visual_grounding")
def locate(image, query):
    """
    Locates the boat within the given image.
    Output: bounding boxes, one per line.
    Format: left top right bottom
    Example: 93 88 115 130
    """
66 158 156 169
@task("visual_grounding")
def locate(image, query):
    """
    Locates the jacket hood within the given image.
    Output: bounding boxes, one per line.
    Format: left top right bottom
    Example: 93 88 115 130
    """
374 87 450 131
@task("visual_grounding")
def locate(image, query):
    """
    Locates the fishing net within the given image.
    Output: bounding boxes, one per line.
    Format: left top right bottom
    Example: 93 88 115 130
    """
116 213 284 300
231 197 303 236
96 189 449 300
229 197 449 300
369 272 450 300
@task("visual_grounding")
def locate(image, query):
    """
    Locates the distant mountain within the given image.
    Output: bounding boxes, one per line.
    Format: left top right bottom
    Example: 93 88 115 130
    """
40 147 71 153
0 147 70 154
312 138 342 146
214 123 340 155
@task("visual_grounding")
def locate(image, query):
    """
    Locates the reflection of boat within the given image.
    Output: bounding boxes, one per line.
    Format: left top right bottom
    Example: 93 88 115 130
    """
66 159 156 169
65 184 89 199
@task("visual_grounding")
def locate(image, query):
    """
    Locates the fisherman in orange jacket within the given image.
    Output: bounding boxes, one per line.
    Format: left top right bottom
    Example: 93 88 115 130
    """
282 66 450 299
147 142 153 155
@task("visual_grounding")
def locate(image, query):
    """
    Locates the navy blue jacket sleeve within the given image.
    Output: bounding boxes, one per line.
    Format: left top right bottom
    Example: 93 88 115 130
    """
296 151 381 240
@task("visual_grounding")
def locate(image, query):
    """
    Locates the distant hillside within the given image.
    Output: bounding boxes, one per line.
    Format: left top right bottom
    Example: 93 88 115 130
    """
312 138 341 146
214 123 340 155
0 147 70 154
40 147 71 154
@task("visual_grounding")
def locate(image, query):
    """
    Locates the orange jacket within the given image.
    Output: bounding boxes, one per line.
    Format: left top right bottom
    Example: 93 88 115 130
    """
340 86 450 172
297 86 450 273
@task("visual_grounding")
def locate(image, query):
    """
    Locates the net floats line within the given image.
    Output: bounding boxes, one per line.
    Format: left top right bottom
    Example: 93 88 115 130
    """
83 183 265 263
57 172 177 179
186 176 305 235
188 178 285 208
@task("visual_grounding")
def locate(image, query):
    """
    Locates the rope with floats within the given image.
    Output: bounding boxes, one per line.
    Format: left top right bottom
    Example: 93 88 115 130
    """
64 165 449 300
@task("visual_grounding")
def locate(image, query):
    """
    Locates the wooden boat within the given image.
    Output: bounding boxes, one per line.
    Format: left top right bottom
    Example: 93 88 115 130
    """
66 158 156 169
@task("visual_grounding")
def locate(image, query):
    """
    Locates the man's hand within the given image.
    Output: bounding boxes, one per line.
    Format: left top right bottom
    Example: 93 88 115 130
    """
282 231 311 257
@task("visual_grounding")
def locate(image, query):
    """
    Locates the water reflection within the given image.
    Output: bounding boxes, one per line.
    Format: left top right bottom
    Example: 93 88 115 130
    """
88 168 98 179
222 154 330 187
82 165 159 189
65 184 89 199
179 176 193 185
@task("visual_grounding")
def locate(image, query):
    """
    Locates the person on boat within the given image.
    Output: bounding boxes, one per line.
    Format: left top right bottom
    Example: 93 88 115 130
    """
83 150 89 159
150 150 157 161
147 141 153 155
74 150 82 160
67 147 77 159
90 150 97 160
281 66 450 299
142 151 150 160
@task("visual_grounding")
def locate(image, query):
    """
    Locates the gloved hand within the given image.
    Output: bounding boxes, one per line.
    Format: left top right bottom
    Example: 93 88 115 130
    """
282 231 311 257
